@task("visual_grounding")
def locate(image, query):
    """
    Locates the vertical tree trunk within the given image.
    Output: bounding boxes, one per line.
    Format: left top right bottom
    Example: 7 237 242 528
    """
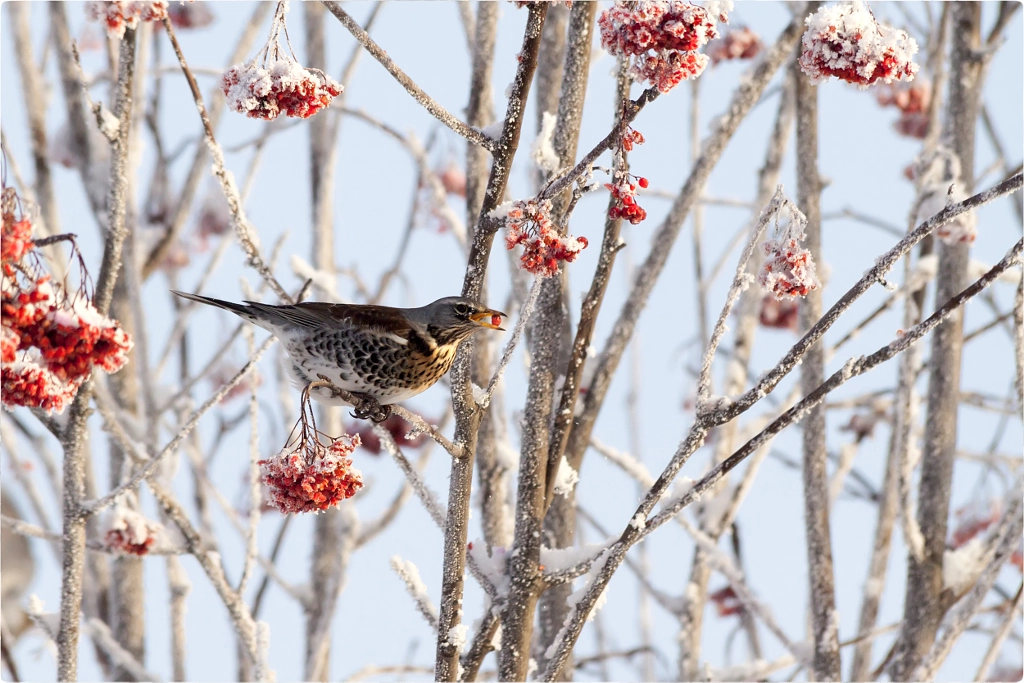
502 4 595 676
794 50 841 682
891 4 982 678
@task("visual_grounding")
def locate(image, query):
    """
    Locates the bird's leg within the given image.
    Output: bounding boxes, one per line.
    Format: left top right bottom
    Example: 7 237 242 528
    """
349 393 391 424
311 375 390 423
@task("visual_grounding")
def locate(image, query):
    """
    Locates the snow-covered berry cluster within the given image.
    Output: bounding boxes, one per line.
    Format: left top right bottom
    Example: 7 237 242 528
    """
758 211 820 301
222 3 343 121
606 176 649 224
258 434 363 514
2 188 133 414
85 1 168 39
799 2 919 88
707 27 763 65
877 81 931 139
598 0 726 93
502 199 588 277
758 294 799 331
102 498 163 556
1 216 33 275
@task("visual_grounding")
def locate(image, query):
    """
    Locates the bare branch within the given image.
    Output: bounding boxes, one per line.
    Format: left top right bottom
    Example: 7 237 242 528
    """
320 1 496 152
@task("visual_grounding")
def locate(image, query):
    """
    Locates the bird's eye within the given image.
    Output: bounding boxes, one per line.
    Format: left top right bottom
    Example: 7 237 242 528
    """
455 303 470 318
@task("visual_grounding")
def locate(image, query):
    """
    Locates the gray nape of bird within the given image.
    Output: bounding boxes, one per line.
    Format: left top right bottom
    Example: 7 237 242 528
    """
172 291 506 407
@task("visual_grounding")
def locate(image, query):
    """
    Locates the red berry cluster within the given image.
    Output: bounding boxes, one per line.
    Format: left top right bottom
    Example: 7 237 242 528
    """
877 81 931 139
950 500 1000 550
103 501 161 556
607 176 649 225
222 61 342 121
503 199 588 277
1 219 33 276
621 127 645 152
709 585 743 617
598 1 720 93
167 2 214 30
707 27 763 65
222 3 343 121
757 294 799 331
799 2 919 88
2 188 133 414
350 412 429 456
758 220 821 301
259 435 364 514
85 1 168 39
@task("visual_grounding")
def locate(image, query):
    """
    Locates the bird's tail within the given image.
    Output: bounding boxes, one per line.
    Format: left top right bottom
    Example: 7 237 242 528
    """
172 290 263 325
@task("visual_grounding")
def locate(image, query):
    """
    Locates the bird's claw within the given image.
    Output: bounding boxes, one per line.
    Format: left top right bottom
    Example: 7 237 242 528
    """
350 394 391 424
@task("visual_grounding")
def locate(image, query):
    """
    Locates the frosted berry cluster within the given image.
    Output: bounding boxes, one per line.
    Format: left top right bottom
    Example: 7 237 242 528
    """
707 27 763 65
222 3 342 121
2 188 133 414
598 1 725 93
607 176 649 224
259 435 363 514
85 1 168 39
877 81 931 139
1 216 33 274
167 2 214 30
799 2 919 88
503 199 588 277
758 294 799 331
758 215 820 301
103 499 162 556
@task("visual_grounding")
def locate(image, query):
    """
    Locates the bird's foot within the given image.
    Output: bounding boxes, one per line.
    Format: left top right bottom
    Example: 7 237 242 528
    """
350 394 391 424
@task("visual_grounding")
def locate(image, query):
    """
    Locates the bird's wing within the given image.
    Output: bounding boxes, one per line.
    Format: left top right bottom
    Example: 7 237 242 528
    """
244 301 415 341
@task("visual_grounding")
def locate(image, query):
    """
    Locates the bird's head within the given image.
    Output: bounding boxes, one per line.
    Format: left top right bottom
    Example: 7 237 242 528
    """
415 296 507 346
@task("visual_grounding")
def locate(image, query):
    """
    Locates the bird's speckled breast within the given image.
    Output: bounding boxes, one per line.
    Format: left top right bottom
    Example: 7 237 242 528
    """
281 324 460 405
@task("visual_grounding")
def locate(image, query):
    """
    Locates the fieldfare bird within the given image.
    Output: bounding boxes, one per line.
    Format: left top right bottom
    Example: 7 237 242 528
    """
173 292 506 421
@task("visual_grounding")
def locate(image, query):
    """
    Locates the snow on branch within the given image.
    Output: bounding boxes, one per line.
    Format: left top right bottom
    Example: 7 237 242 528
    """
390 555 439 631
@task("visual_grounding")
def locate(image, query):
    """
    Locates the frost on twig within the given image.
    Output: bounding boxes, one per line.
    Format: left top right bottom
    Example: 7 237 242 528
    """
390 556 439 630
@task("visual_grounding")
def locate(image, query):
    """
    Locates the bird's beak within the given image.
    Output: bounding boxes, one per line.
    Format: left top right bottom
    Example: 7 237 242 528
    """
470 309 507 331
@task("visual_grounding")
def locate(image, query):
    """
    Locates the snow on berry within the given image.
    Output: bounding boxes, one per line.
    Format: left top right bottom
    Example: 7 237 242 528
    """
1 358 80 414
503 199 588 277
85 1 168 39
598 0 724 93
799 2 919 88
2 186 134 413
758 206 820 300
607 178 648 225
1 219 33 274
102 499 162 556
222 3 343 121
259 434 363 514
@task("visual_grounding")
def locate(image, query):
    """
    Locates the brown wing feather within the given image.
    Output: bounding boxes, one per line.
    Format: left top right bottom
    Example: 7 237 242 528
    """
245 301 414 340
